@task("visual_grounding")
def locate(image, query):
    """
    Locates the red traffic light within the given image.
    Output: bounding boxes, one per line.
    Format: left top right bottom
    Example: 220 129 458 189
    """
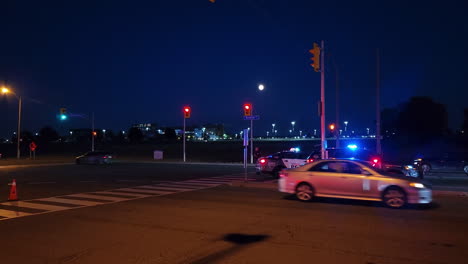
92 131 97 136
183 106 191 118
243 103 252 116
329 124 335 131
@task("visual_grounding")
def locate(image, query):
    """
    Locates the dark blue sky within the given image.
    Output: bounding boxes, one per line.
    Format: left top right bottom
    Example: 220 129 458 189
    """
1 0 467 138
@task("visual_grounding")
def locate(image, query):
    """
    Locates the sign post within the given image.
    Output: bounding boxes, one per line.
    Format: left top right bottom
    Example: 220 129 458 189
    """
243 128 249 182
29 141 37 160
243 115 260 164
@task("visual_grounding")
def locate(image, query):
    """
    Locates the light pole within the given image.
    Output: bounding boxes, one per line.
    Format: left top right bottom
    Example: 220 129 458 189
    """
299 130 303 137
1 86 22 159
266 131 269 137
344 121 348 133
291 121 296 134
272 123 276 134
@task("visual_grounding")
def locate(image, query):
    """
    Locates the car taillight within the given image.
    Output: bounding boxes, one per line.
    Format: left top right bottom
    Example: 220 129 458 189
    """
103 156 108 159
279 172 288 178
372 158 379 164
259 158 266 164
307 158 314 163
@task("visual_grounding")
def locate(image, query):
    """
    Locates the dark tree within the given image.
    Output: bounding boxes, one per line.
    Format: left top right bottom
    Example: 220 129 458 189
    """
164 128 177 141
38 126 60 143
396 97 448 143
127 127 143 143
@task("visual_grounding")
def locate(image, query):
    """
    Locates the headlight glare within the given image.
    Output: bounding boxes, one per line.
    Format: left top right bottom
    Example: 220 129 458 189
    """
409 182 425 188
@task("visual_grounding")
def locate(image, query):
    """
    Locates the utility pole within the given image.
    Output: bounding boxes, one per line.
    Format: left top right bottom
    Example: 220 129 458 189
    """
376 48 382 155
335 62 340 148
320 40 327 158
17 96 22 159
91 112 95 152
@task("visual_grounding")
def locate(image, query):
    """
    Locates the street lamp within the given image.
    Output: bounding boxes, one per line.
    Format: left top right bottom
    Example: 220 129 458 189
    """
266 131 269 137
299 130 303 137
272 123 275 133
344 121 349 132
291 121 296 133
1 86 22 159
258 84 265 91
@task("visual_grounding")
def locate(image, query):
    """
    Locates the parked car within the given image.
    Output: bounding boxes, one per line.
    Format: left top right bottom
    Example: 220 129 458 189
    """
256 148 312 177
278 159 432 208
413 152 468 176
75 151 114 165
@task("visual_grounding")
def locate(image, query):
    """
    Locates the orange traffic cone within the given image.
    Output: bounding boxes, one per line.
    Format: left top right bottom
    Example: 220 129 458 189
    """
8 179 18 201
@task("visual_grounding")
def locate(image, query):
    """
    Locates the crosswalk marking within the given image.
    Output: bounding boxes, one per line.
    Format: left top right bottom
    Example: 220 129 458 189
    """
36 197 103 206
0 209 32 218
1 201 69 211
95 191 149 198
64 193 127 202
112 188 171 195
0 174 253 221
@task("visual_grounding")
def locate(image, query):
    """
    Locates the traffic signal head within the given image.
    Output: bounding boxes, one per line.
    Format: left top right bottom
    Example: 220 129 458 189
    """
309 43 321 72
92 131 97 136
183 106 191 118
243 103 252 116
329 123 335 131
59 108 68 121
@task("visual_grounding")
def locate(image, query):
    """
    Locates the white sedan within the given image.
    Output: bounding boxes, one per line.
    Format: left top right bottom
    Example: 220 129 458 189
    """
278 159 432 208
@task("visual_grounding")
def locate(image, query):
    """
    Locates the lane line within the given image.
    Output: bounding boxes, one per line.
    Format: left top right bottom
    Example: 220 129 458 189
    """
111 188 171 195
93 191 148 198
71 193 129 202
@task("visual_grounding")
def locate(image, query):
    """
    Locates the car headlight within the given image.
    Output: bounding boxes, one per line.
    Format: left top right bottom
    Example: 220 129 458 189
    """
409 182 425 188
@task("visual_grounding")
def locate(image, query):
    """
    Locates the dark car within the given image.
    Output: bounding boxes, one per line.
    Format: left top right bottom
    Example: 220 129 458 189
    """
75 151 114 165
414 152 468 176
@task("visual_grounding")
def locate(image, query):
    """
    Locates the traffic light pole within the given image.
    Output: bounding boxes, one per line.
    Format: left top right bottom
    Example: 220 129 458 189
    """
183 117 186 162
320 40 327 159
91 112 95 152
250 119 253 164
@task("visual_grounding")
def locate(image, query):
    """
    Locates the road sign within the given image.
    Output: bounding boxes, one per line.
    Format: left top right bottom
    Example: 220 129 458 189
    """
243 115 260 120
29 142 37 151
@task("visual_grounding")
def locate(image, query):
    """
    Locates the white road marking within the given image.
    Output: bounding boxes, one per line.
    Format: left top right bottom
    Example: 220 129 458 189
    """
0 209 31 218
0 201 70 211
0 174 249 221
95 191 149 198
35 197 103 206
64 193 127 202
114 188 171 195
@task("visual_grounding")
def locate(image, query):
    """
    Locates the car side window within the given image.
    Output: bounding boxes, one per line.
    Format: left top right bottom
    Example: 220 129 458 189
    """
309 161 342 173
342 162 364 174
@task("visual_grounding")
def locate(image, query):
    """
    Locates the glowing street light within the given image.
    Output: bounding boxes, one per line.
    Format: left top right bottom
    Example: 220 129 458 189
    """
272 123 276 133
258 84 265 91
291 121 296 133
1 85 22 159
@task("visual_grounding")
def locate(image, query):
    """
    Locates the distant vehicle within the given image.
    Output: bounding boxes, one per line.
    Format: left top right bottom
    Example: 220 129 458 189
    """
413 152 468 176
75 151 113 165
310 146 418 177
278 159 432 208
256 148 311 177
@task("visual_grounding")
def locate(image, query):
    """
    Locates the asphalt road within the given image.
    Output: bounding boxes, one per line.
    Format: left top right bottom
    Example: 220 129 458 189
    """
1 162 468 263
0 162 258 201
0 183 467 264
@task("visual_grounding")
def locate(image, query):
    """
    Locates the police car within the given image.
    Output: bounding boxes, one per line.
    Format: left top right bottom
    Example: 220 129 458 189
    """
256 148 312 177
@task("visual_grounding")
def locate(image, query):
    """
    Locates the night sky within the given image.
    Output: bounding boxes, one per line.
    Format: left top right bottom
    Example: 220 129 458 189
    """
1 0 467 138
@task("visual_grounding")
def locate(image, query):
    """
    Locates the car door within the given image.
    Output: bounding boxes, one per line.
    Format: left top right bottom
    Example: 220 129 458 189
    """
330 161 370 197
307 161 347 196
282 152 306 168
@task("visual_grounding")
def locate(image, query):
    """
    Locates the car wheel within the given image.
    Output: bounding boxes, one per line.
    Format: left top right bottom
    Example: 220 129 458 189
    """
295 183 315 202
382 187 407 209
464 165 468 175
